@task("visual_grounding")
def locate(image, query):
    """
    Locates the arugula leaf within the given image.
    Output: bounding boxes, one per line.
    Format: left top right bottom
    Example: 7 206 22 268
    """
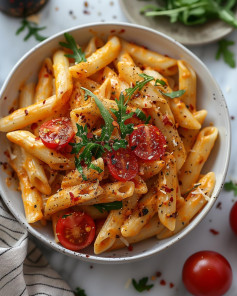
216 39 236 68
125 73 154 103
111 93 134 139
59 33 87 64
183 183 201 198
16 19 47 42
135 109 151 124
132 277 154 292
160 89 185 99
224 181 237 196
74 287 87 296
155 78 167 86
71 124 105 180
140 0 237 28
81 88 114 142
112 139 128 151
94 201 123 213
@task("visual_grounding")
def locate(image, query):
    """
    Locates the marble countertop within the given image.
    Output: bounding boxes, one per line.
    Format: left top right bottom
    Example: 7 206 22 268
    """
0 1 237 295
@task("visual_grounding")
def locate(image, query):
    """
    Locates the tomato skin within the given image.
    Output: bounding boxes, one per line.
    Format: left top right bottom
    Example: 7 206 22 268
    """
56 211 95 251
39 117 75 151
106 148 138 181
129 124 166 161
230 201 237 235
182 251 232 296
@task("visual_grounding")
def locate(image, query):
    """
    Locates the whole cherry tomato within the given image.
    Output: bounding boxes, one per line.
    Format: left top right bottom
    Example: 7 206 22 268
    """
182 251 232 296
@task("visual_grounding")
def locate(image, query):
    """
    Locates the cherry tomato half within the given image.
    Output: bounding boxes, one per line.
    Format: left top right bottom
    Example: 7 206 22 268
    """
182 251 232 296
39 117 75 150
56 211 95 251
106 148 138 181
230 201 237 235
129 124 166 161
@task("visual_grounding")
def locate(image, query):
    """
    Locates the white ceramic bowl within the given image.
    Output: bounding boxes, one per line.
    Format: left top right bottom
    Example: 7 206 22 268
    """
0 23 231 263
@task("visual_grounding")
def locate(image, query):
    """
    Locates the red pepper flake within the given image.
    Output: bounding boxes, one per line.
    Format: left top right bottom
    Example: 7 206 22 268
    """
24 109 29 116
169 197 174 202
231 116 235 120
44 74 49 78
156 271 162 277
128 245 133 251
8 107 15 114
4 150 10 158
169 282 174 288
4 96 7 100
30 186 35 190
35 137 40 141
162 115 173 126
110 29 116 33
86 254 90 258
216 202 222 210
69 192 80 203
164 185 172 193
87 133 93 139
118 29 125 34
160 279 166 286
43 100 46 105
210 229 219 235
31 123 38 130
189 104 194 112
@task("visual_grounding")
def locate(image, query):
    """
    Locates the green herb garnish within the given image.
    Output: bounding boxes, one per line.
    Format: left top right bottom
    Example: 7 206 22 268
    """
94 201 123 213
155 79 167 86
183 183 201 198
160 89 185 99
132 277 154 293
140 0 237 28
135 109 151 124
125 73 154 103
59 33 87 64
111 93 134 139
16 19 47 42
224 181 237 196
216 39 236 68
74 287 87 296
62 214 72 219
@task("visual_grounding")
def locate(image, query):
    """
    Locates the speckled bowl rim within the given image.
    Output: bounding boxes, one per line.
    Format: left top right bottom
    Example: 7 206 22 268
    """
0 22 231 264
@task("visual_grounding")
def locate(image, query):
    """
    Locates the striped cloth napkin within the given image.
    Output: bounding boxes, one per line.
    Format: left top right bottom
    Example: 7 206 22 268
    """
0 199 74 296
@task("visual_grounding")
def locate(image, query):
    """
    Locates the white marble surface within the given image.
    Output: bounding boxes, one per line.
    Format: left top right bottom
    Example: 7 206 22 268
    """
0 1 237 295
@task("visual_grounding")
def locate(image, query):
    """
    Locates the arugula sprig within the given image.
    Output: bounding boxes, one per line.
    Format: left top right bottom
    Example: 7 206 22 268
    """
224 181 237 196
132 277 154 293
59 33 87 64
94 201 123 213
140 0 237 28
16 19 47 42
74 287 87 296
111 93 134 139
216 39 236 68
125 73 154 103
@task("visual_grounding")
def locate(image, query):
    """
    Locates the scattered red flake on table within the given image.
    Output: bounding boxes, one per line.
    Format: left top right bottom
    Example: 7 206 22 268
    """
128 245 133 251
216 202 222 210
160 279 166 286
169 282 174 288
210 228 219 235
156 271 162 277
231 116 235 120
